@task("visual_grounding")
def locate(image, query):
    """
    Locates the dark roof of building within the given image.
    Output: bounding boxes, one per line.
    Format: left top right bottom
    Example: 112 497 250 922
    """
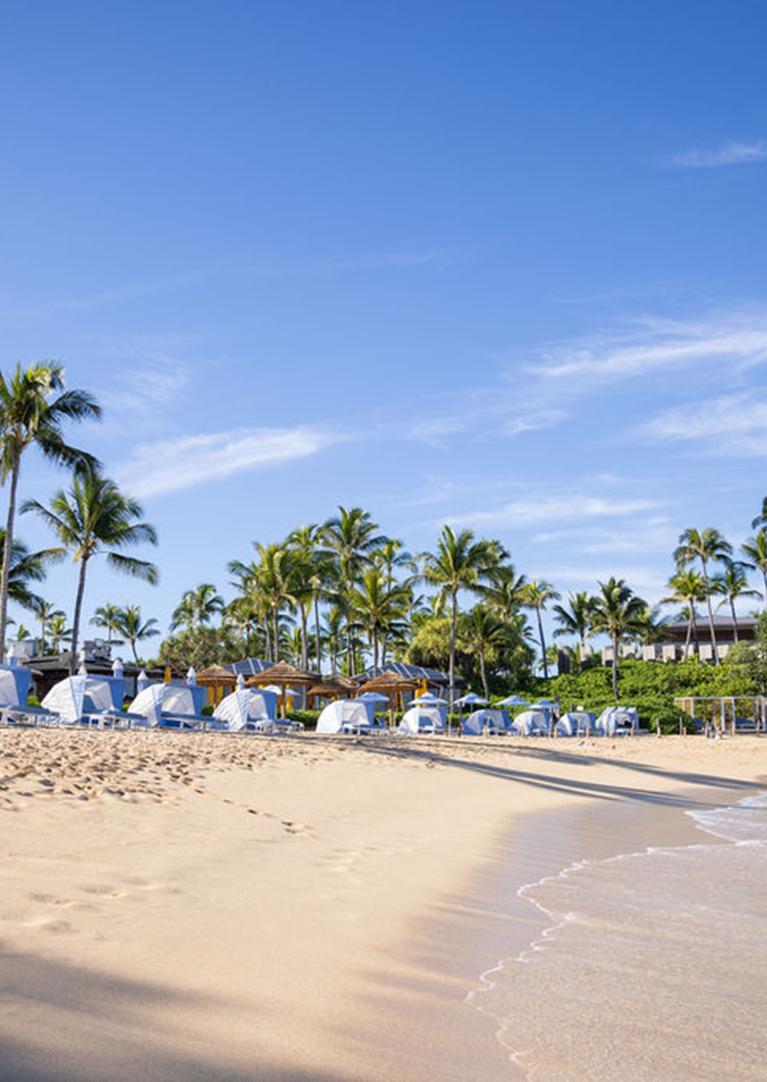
660 615 758 628
226 657 276 676
352 661 463 687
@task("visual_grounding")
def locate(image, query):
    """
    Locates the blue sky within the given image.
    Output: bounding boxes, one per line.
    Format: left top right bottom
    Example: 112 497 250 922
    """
2 1 767 640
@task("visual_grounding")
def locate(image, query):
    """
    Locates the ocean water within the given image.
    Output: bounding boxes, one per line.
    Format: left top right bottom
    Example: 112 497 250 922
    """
473 793 767 1081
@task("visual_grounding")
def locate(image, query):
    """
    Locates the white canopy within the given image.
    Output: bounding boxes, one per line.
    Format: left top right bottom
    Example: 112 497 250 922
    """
316 699 371 735
454 692 488 709
595 706 638 735
555 711 594 736
128 683 201 727
213 689 277 731
399 705 444 735
496 694 529 707
42 675 113 724
0 667 21 706
462 708 510 736
511 709 549 736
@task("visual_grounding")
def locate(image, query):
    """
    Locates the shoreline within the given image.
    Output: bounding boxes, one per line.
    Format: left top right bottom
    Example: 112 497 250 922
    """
0 731 764 1080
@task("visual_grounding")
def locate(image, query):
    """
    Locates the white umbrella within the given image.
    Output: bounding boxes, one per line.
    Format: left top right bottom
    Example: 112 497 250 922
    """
496 694 529 707
415 692 448 706
454 692 489 709
356 691 390 704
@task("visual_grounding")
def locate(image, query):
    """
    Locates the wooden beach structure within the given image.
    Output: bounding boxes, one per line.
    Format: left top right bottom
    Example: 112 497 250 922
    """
246 661 317 718
357 671 420 727
674 695 767 736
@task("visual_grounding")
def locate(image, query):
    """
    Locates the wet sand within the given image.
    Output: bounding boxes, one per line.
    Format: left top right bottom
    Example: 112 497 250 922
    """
0 729 764 1080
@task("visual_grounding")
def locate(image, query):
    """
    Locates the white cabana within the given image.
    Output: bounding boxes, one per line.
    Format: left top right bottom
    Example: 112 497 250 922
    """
129 683 205 727
42 675 114 724
595 706 638 736
213 689 277 732
398 705 445 735
0 668 21 706
511 709 550 736
556 711 594 736
461 708 510 736
316 699 373 735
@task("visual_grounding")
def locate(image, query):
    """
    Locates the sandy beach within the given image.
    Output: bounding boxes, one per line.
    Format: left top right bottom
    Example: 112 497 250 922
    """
0 730 764 1081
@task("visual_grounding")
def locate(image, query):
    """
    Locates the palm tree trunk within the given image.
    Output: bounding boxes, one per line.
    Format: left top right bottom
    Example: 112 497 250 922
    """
702 558 719 664
683 614 693 660
69 557 89 674
264 617 272 661
448 590 458 714
763 570 767 613
131 640 139 664
579 633 585 672
479 645 489 701
730 598 739 643
0 459 21 659
536 607 548 680
300 605 309 670
272 608 279 661
612 633 619 700
313 593 321 673
372 624 379 675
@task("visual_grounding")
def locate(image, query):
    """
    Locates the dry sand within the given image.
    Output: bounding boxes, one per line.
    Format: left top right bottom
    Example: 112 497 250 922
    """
0 729 764 1081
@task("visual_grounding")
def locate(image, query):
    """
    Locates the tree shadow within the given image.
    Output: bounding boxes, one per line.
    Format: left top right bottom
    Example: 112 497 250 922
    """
0 943 350 1082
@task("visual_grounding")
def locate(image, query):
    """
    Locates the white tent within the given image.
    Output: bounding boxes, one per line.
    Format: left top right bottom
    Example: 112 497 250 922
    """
511 709 549 736
462 708 510 736
42 675 113 724
128 683 203 727
316 699 372 735
213 689 277 731
595 706 638 736
0 668 21 706
399 705 444 735
556 711 594 736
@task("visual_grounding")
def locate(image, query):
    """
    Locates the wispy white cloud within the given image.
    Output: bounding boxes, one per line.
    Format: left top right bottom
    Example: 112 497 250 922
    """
640 392 767 455
118 425 339 499
530 310 767 383
671 141 767 168
448 495 664 529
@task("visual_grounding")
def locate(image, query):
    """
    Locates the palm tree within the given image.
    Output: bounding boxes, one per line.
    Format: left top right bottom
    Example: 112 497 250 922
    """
662 569 709 659
0 362 101 656
90 602 125 645
741 533 767 612
29 597 64 654
751 497 767 531
287 525 329 674
552 591 593 670
476 563 528 621
254 543 296 661
0 529 57 615
22 470 158 671
322 507 386 674
459 605 511 700
171 583 224 632
47 612 72 653
674 528 733 664
589 577 647 699
422 525 499 708
321 605 345 677
115 604 160 664
711 563 761 642
14 623 31 640
521 580 560 680
349 568 410 673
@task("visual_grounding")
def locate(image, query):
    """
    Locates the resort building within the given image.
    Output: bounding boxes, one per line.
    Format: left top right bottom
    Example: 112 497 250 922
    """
602 615 757 665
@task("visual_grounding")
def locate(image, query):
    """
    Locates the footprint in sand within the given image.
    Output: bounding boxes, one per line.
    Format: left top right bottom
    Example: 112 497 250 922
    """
79 884 127 900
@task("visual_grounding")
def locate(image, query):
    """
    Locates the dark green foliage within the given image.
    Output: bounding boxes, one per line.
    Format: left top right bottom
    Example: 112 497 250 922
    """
285 709 320 729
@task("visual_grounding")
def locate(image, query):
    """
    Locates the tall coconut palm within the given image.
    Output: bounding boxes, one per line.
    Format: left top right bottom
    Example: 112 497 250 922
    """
476 563 528 621
253 543 296 661
741 533 767 612
751 497 767 531
459 604 511 700
0 362 101 656
520 580 560 680
322 507 386 672
552 591 594 670
90 602 125 645
115 604 160 664
321 605 345 677
29 597 64 655
0 529 58 615
287 524 330 674
171 583 224 632
421 525 499 708
22 470 158 672
662 569 708 659
47 612 72 653
349 568 410 673
674 528 733 665
589 577 647 699
711 563 761 642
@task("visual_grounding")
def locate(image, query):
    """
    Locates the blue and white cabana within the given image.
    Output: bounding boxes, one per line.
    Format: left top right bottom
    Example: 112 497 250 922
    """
316 699 376 735
42 675 115 724
128 683 210 729
594 706 638 736
212 688 278 732
556 711 595 736
510 708 550 736
413 692 447 722
398 705 445 735
461 708 510 736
